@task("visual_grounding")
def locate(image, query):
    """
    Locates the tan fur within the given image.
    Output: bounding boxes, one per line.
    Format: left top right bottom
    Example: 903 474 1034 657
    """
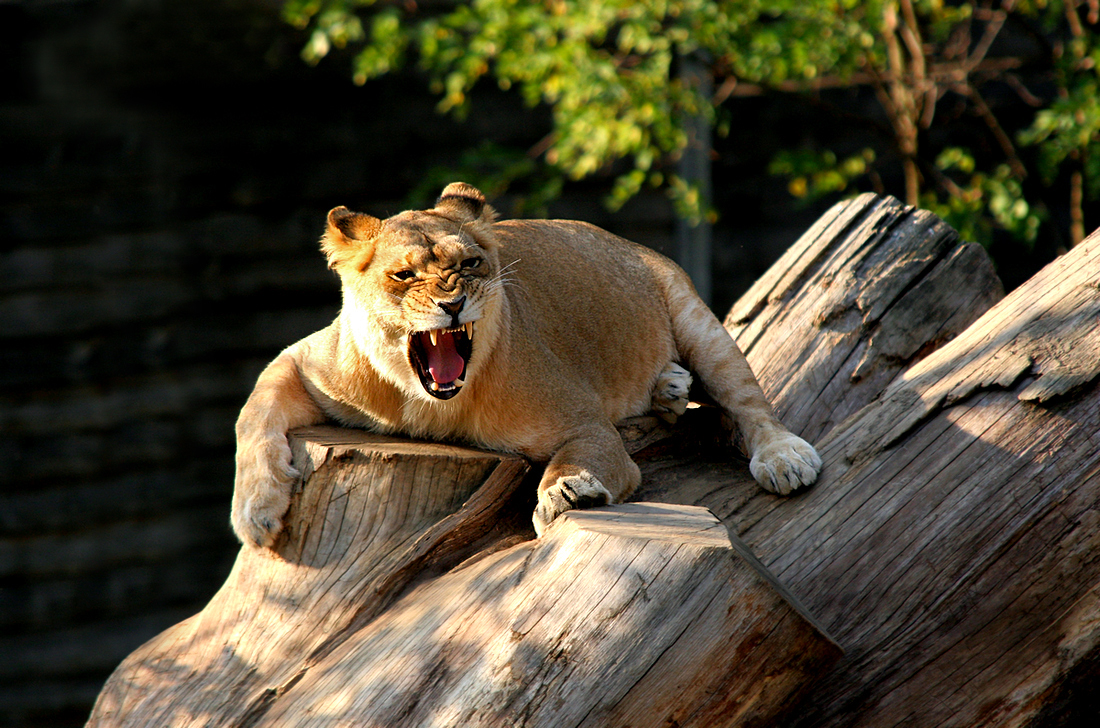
231 183 820 547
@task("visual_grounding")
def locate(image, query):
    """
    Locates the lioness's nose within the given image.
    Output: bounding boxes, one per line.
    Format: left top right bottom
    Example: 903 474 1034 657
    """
437 295 466 316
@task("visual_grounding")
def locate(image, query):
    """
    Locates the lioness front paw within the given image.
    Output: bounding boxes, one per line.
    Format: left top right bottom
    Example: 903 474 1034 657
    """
749 434 822 496
533 474 613 537
231 438 301 548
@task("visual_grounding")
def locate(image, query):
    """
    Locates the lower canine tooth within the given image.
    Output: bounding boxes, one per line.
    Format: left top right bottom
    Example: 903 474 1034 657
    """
455 377 465 386
430 381 440 391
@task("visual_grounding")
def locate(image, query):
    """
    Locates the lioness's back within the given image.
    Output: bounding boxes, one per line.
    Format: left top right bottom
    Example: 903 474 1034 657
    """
491 219 679 416
494 218 678 318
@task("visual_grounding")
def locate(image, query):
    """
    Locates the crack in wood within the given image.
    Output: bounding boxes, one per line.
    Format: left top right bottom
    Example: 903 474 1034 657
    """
727 194 881 330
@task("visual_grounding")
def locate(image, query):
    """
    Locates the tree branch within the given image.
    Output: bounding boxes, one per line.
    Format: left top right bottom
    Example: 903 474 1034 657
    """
961 84 1029 179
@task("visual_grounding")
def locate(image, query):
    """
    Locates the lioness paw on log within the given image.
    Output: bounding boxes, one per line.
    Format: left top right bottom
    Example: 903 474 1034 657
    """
231 183 820 547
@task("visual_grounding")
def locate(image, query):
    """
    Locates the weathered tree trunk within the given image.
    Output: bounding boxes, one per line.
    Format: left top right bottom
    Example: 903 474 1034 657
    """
88 195 1100 727
86 434 532 725
637 194 1100 726
87 430 841 727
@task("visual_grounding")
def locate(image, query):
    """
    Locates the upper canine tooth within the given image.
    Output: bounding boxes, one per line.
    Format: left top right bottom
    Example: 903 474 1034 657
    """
429 329 438 346
465 322 474 340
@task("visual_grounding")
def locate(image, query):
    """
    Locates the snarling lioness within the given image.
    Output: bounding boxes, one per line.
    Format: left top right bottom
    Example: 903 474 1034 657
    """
231 183 821 547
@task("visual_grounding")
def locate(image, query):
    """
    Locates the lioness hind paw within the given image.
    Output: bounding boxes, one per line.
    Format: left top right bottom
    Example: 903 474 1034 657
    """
651 361 692 424
533 474 613 537
749 434 822 496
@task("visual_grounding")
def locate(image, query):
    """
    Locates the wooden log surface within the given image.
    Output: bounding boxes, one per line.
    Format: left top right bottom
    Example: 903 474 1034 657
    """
87 430 533 725
726 193 1005 443
636 195 1100 726
87 435 841 727
253 503 841 728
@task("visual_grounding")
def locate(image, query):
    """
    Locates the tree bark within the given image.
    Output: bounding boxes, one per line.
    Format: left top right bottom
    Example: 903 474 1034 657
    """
253 502 841 728
636 194 1100 726
88 194 1100 727
87 431 841 728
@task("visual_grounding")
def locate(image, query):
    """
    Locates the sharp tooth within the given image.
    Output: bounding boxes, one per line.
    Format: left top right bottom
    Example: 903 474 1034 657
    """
429 329 438 346
455 377 465 387
465 322 474 340
430 381 440 391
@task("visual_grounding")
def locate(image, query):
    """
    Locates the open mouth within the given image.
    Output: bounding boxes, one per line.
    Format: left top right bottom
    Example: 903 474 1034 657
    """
408 322 474 400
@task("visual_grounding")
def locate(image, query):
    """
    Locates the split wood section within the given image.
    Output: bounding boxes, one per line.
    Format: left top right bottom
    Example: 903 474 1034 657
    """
86 434 532 725
637 194 1100 726
87 434 839 727
89 194 1100 726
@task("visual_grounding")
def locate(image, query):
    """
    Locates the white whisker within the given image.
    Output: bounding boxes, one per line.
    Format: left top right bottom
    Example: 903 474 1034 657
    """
486 272 518 289
495 259 521 277
485 261 520 292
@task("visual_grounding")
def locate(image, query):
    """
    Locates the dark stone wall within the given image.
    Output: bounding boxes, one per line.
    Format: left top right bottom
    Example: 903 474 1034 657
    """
0 2 824 726
0 1 548 725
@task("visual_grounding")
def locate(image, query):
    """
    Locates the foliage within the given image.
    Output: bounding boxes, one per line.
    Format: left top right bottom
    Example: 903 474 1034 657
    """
407 141 564 217
283 0 1100 247
768 148 878 201
1020 81 1100 195
924 148 1042 245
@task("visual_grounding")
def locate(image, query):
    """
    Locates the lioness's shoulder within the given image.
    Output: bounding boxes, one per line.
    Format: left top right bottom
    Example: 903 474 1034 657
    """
493 217 601 238
493 218 676 275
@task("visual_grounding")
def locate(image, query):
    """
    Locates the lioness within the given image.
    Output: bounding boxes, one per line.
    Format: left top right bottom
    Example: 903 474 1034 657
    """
232 182 820 548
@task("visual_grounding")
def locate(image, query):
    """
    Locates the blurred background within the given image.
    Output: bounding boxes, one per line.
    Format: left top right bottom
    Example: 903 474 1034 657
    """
3 1 1097 725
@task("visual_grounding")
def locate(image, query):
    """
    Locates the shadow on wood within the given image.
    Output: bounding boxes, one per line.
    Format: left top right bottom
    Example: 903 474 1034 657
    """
87 429 532 725
638 195 1100 726
256 503 840 727
87 433 840 727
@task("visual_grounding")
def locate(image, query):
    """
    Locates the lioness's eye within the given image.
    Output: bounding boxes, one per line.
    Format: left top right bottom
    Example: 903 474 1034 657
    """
461 257 482 269
391 270 415 281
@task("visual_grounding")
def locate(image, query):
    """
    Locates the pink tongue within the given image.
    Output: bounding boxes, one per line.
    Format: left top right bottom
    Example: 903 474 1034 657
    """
425 330 465 383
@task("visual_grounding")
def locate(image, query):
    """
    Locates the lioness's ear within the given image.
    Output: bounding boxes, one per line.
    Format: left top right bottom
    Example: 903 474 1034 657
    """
435 182 497 224
322 206 381 270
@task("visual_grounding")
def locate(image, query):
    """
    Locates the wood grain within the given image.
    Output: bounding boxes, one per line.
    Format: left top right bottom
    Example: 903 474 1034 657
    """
87 428 530 726
751 229 1100 727
252 503 841 728
726 193 1004 445
637 199 1100 727
87 440 839 727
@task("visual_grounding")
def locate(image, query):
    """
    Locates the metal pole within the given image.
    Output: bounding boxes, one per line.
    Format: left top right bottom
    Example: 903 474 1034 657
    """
675 55 714 306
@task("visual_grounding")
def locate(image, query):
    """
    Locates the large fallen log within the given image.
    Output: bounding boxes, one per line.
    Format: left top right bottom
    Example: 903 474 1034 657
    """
636 194 1100 726
85 434 533 725
87 429 841 727
87 195 1100 726
251 500 841 728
